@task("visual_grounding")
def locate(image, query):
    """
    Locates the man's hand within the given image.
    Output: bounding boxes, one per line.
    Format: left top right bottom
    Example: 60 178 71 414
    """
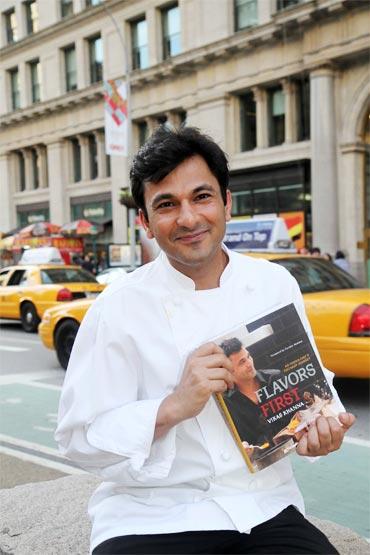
296 412 355 457
154 342 234 439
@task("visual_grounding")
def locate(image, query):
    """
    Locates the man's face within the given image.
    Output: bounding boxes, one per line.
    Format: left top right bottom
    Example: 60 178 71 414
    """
140 155 231 275
229 348 257 385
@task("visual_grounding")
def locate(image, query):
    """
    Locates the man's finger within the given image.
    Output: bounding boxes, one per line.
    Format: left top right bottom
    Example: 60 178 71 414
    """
338 412 356 430
191 342 224 358
315 416 332 451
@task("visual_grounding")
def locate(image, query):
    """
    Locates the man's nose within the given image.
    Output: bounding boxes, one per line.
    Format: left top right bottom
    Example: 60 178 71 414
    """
176 201 198 228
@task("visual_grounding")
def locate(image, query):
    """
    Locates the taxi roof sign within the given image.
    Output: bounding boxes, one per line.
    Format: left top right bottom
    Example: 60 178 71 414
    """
224 217 296 253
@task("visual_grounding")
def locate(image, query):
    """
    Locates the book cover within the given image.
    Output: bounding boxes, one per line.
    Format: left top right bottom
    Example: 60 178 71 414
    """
213 303 341 473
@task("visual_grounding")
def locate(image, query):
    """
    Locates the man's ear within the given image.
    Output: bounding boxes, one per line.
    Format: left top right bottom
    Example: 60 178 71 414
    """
139 209 154 239
225 189 232 222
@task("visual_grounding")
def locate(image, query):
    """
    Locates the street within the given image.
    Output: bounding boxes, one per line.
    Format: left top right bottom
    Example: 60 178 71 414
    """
0 321 369 540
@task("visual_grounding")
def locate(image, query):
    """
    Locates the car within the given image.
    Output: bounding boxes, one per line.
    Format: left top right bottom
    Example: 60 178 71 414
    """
38 256 370 377
96 267 127 285
0 264 105 332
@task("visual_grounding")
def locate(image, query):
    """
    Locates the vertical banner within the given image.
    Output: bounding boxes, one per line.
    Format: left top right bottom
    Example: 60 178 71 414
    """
104 79 128 156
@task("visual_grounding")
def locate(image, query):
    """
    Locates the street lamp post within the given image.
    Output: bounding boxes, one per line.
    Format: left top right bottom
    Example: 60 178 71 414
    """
103 3 136 270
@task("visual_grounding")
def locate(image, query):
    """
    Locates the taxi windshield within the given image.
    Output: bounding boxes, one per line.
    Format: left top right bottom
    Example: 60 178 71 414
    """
40 268 97 284
273 258 360 294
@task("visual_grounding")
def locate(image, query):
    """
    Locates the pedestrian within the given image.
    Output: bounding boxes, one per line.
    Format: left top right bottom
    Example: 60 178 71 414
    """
56 126 354 555
334 250 350 273
81 253 95 274
310 246 321 257
97 251 108 273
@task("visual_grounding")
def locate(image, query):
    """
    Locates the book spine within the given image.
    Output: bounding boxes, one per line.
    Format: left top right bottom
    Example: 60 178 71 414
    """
214 392 256 474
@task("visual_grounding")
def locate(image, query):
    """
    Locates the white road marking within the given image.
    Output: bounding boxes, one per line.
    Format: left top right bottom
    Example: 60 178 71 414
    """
0 345 29 352
0 371 63 386
343 436 370 448
0 397 22 404
0 336 41 345
0 445 86 475
0 433 60 456
33 425 55 433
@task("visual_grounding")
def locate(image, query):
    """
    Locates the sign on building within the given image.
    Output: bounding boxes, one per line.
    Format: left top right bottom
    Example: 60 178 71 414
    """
104 79 128 156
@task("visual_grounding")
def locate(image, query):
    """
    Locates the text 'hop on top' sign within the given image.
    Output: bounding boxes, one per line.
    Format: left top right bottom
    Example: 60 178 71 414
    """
224 217 296 252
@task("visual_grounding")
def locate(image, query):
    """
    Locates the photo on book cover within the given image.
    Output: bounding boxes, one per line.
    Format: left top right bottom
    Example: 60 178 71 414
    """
214 303 341 473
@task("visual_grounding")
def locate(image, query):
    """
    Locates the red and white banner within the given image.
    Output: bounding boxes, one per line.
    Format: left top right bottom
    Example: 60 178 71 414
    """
104 79 128 156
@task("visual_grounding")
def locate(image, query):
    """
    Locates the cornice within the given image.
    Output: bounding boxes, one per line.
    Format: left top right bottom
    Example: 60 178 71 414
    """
0 0 125 58
0 0 367 129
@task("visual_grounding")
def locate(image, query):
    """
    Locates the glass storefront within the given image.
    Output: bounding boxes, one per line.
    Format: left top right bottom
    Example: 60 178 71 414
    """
17 204 49 227
229 161 311 248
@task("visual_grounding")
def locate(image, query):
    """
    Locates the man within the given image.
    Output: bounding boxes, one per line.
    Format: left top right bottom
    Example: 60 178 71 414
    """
56 126 354 554
219 337 281 452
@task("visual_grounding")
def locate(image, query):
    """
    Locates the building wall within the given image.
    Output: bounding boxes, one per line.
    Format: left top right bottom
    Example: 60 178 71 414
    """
0 0 369 280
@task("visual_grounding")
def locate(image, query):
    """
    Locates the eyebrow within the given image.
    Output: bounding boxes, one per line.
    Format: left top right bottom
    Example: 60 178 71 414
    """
151 184 215 209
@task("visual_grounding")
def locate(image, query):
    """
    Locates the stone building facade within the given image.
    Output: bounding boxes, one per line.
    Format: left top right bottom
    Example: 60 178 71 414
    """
0 0 369 280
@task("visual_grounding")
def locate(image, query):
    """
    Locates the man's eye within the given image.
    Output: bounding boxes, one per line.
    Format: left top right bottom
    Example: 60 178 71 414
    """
195 193 211 201
157 201 174 209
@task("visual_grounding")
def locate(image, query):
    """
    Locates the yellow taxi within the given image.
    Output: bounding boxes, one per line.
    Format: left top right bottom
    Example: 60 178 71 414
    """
38 256 370 377
0 264 104 332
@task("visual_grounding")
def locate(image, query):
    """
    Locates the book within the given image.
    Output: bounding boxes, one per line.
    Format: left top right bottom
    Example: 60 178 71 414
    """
213 303 342 473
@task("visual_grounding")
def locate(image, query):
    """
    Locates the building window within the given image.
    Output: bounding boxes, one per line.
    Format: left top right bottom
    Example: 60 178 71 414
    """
231 190 253 217
31 148 39 189
86 0 102 7
234 0 258 31
296 78 310 141
240 92 256 151
61 0 73 18
88 134 98 179
131 18 149 70
277 0 301 10
9 68 20 110
4 8 17 43
29 59 41 103
64 45 77 91
268 87 285 146
88 35 103 84
24 0 38 35
71 138 81 182
161 4 181 60
137 121 149 147
17 152 26 191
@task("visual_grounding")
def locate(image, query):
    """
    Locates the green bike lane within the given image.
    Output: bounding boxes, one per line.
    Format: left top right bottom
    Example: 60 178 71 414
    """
0 380 369 539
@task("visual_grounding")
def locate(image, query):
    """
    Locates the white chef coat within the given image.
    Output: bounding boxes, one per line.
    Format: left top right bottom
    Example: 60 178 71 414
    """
55 247 344 552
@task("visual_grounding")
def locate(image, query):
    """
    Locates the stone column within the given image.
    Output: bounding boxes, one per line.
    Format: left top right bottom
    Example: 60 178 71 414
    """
165 111 182 129
22 149 33 190
146 7 158 66
310 66 338 254
73 0 85 14
145 116 158 134
252 86 268 149
281 79 298 144
94 130 106 178
18 63 27 109
338 142 366 283
76 38 88 89
77 134 90 181
47 141 68 225
35 145 48 188
0 154 13 232
110 155 128 243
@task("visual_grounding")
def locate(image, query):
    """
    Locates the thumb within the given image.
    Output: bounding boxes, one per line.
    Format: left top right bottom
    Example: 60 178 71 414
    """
338 412 356 430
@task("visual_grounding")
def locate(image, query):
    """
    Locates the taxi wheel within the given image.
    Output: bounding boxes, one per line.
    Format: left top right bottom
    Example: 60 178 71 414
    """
55 319 80 370
20 302 41 333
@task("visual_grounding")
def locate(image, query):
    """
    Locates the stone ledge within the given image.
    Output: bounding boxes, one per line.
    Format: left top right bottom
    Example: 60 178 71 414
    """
0 475 368 554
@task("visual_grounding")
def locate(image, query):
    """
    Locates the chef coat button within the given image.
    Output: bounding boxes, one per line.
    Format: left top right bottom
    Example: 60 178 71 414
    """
221 451 231 461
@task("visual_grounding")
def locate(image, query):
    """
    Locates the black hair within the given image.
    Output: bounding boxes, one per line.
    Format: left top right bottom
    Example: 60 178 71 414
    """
335 250 345 259
130 126 229 218
219 337 243 357
310 247 321 255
